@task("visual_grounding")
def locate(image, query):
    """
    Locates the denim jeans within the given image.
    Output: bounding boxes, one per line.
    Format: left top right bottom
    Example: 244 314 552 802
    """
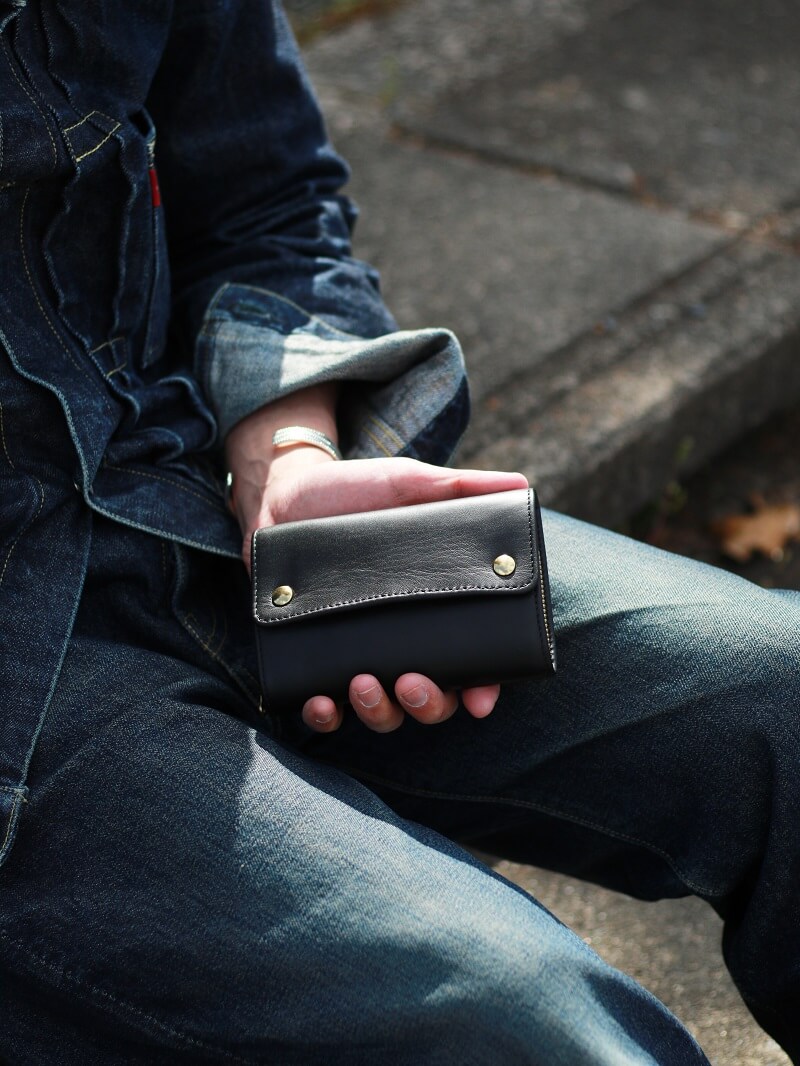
1 505 797 1064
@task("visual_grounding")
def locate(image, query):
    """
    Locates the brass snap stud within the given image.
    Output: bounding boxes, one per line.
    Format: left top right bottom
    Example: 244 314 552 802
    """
272 585 294 607
493 554 516 577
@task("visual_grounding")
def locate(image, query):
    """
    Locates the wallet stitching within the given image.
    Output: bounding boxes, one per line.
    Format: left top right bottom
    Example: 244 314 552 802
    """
253 490 539 624
256 582 532 624
531 492 552 662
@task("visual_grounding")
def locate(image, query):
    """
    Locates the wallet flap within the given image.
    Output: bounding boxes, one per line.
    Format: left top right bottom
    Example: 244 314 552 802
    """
252 487 540 625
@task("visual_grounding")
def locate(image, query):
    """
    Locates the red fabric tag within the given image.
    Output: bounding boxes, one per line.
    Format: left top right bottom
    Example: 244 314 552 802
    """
148 166 161 208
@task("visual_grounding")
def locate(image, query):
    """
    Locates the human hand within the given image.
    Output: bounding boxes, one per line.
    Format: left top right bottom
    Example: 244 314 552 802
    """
224 393 527 733
244 455 527 732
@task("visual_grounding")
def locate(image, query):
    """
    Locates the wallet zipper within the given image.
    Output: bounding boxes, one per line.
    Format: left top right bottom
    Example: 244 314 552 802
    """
537 548 554 662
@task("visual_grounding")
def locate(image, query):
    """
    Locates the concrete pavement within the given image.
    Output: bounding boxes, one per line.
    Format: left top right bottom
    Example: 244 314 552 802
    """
288 2 799 1060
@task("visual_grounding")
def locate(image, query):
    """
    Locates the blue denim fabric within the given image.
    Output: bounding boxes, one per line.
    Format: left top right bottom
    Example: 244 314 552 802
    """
0 0 467 864
0 0 468 526
198 284 469 456
2 510 799 1062
2 2 799 1062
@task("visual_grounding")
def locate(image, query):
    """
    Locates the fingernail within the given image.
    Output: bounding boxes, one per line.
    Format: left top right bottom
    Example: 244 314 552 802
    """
355 685 381 709
314 708 336 725
401 684 428 708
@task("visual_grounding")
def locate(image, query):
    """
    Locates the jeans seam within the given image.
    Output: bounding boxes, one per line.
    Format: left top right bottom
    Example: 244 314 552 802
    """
0 791 26 853
338 767 721 897
177 608 260 709
0 928 262 1065
171 546 261 710
0 473 43 587
186 607 224 660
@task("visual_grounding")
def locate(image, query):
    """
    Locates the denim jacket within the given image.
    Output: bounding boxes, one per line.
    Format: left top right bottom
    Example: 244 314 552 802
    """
0 0 469 866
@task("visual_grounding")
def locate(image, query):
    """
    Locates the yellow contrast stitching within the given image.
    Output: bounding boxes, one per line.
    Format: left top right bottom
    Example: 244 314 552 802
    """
179 611 258 705
185 607 218 651
366 414 404 451
63 110 112 133
88 338 127 378
184 609 226 656
88 337 123 355
181 613 218 660
74 124 120 164
362 424 393 457
103 464 218 507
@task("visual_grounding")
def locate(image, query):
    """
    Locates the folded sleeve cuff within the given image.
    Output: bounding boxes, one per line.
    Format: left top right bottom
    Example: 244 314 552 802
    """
195 282 471 466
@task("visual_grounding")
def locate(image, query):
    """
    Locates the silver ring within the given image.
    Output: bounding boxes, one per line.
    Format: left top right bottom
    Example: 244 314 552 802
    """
272 425 342 461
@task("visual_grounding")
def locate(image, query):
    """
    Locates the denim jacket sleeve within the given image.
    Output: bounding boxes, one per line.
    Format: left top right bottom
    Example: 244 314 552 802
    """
146 0 469 463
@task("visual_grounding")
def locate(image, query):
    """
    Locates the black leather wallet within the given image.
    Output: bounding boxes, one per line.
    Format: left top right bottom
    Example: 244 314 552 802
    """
252 487 556 713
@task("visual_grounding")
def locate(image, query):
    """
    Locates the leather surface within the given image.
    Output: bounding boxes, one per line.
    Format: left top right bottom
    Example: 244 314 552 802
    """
252 489 557 712
256 589 555 713
252 488 538 624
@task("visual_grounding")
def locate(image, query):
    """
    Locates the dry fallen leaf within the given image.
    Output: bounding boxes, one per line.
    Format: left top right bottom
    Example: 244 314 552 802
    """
709 495 800 562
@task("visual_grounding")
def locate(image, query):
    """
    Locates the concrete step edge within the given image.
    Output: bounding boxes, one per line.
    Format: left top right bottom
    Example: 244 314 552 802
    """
460 252 800 528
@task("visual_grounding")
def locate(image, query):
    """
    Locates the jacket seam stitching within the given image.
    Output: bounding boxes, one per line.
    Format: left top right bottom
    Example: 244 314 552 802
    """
366 413 404 451
103 464 220 507
18 191 115 415
1 39 57 171
62 109 116 134
0 474 44 587
73 124 121 164
80 498 239 559
360 424 393 457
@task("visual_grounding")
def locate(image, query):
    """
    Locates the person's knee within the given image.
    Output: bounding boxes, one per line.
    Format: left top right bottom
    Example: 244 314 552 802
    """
411 902 703 1065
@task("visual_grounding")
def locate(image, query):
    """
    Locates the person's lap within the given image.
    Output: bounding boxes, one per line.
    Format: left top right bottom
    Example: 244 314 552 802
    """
309 511 800 1054
1 509 797 1063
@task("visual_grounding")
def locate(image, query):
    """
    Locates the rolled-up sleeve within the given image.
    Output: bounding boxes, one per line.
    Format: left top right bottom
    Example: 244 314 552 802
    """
146 0 469 463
